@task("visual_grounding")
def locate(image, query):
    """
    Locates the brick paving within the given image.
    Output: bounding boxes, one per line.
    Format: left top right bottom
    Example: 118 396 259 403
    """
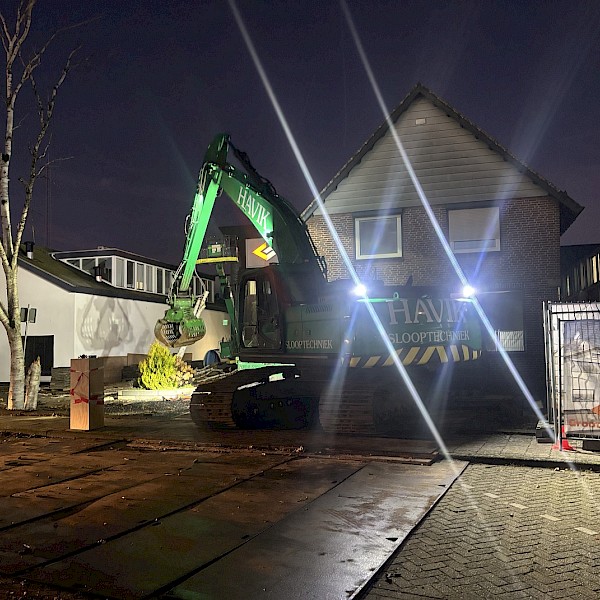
360 463 600 600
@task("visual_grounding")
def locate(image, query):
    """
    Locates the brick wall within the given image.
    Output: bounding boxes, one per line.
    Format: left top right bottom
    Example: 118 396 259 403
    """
307 196 561 406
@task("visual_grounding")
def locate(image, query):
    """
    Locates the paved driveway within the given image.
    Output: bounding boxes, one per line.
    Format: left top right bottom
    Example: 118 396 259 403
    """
360 463 600 600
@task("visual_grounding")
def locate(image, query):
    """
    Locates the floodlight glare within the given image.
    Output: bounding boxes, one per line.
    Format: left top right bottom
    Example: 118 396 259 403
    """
352 283 367 297
462 285 476 298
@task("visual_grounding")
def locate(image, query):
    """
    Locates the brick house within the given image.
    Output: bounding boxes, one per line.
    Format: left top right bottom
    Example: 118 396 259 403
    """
302 83 583 409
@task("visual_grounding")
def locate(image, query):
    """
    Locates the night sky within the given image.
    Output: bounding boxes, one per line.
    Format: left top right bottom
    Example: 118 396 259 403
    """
5 0 600 265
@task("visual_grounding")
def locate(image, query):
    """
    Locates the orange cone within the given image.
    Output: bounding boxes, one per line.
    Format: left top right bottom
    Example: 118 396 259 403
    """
552 426 575 451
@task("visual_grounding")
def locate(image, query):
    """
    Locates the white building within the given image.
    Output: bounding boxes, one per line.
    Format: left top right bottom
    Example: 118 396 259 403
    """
0 244 229 382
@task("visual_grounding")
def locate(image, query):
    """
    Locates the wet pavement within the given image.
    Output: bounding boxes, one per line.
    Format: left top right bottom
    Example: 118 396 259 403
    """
0 402 599 599
0 430 459 599
360 463 600 600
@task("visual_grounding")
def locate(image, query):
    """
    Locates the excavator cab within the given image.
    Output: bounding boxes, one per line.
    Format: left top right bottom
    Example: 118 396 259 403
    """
239 270 282 351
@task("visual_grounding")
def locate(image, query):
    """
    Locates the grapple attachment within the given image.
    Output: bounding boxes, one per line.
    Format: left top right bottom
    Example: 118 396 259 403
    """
154 297 206 348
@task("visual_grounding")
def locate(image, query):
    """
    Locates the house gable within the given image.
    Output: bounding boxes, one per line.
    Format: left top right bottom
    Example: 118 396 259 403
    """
303 84 582 234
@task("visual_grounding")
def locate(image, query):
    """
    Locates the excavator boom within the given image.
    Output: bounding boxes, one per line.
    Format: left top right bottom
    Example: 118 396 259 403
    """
155 133 324 348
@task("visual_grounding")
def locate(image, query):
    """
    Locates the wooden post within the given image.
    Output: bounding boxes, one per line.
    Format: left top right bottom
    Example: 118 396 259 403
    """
70 358 104 430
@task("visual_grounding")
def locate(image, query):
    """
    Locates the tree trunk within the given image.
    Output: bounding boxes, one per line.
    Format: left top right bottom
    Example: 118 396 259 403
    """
24 357 41 411
7 327 25 410
1 2 77 410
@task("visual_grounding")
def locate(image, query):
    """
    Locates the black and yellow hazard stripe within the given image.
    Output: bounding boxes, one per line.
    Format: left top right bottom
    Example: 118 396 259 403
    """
348 345 480 368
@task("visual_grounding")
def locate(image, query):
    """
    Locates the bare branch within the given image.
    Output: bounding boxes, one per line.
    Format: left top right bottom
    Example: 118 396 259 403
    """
0 13 11 53
28 65 45 125
4 1 34 87
0 299 10 330
9 9 93 108
36 155 73 179
13 112 28 131
13 47 78 266
0 234 9 274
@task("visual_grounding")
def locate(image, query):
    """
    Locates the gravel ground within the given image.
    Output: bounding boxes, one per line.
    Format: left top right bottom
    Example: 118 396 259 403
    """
0 383 191 418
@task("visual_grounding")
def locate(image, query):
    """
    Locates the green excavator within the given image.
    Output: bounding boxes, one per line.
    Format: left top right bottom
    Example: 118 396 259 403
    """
155 132 326 349
155 134 483 434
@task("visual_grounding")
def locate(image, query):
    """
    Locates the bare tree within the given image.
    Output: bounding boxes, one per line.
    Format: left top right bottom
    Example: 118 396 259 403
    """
0 1 77 409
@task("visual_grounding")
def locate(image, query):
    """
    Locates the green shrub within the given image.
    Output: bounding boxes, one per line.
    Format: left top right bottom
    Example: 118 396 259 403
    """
138 342 196 390
138 342 178 389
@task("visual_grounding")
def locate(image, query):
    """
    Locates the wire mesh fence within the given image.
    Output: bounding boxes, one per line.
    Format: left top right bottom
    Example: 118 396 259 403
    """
545 302 600 442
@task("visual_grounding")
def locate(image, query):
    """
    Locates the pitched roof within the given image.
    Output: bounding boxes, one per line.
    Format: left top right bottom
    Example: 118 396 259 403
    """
301 83 583 234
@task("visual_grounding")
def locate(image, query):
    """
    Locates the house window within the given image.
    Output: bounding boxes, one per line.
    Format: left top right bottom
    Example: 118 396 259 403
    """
156 268 164 294
478 290 525 352
126 261 135 289
97 257 112 283
136 263 145 290
448 207 500 253
81 258 96 275
115 258 125 288
355 215 402 260
146 265 153 292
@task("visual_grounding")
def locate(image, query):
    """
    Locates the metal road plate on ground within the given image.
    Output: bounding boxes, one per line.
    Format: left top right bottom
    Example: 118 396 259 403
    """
24 457 364 598
168 460 466 600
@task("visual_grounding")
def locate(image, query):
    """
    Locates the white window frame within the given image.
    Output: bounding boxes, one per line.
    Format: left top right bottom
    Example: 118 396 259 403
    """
135 262 145 290
355 215 402 260
448 206 500 254
126 261 135 289
66 258 80 269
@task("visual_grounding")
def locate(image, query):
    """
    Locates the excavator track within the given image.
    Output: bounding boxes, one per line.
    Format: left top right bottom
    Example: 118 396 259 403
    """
189 363 431 435
190 365 306 429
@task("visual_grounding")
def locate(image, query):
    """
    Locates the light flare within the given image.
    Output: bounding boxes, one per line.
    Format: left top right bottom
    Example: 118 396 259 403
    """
228 0 458 466
339 0 556 443
229 0 600 529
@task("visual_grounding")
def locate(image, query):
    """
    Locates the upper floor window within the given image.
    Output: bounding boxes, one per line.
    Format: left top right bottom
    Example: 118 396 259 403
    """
136 262 145 290
126 261 135 289
355 215 402 260
448 206 500 253
156 268 164 294
81 258 96 275
146 264 154 293
58 253 214 300
115 258 125 287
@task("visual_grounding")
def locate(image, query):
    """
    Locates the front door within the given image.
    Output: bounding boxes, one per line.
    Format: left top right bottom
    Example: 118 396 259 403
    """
22 335 54 376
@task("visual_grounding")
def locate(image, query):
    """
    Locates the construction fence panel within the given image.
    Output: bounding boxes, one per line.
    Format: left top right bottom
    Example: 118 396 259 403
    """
544 302 600 442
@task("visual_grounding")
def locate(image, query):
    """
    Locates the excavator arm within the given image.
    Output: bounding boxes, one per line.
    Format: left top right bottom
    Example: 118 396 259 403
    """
155 133 325 348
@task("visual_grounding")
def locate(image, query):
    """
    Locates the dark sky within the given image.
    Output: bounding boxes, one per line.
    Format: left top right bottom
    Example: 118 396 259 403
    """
5 0 600 264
